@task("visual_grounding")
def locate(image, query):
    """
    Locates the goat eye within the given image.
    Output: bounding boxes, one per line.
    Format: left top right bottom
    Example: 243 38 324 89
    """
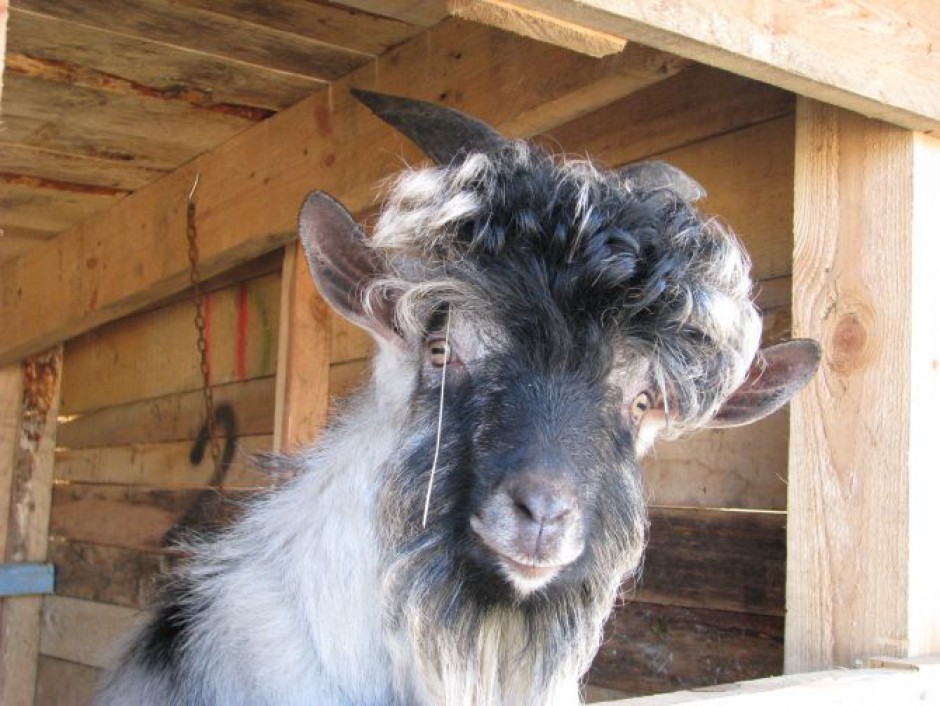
629 392 652 425
427 339 453 367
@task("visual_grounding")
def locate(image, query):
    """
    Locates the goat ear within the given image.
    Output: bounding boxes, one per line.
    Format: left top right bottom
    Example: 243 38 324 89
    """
619 161 706 202
708 339 822 428
298 191 399 343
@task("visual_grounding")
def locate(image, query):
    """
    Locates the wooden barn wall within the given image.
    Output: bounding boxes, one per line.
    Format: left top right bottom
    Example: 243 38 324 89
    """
32 67 794 705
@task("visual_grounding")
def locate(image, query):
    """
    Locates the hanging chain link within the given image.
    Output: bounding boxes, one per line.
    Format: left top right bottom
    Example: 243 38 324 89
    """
186 175 222 473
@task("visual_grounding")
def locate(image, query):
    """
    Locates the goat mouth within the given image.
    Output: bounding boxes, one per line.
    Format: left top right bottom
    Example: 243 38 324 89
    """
468 516 571 591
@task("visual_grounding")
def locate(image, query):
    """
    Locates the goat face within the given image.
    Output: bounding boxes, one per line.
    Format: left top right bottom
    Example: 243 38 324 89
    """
298 92 819 636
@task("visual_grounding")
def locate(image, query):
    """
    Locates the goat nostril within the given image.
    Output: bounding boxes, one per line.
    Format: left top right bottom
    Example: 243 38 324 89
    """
508 480 576 527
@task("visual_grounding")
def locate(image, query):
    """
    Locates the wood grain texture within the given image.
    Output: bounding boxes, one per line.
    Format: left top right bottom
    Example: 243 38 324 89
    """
7 8 323 113
541 65 794 169
907 132 940 656
0 18 689 366
61 273 280 415
0 349 61 706
39 595 141 670
49 484 253 552
274 243 332 451
56 376 276 450
171 0 425 57
488 0 940 132
588 602 783 695
16 0 372 79
643 412 789 511
633 509 785 616
786 99 917 671
35 656 102 706
0 142 165 191
330 0 449 26
1 73 254 170
450 0 626 57
47 540 174 610
597 657 940 705
54 435 275 489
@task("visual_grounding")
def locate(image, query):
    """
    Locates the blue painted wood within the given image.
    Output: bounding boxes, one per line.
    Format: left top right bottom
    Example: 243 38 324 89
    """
0 563 55 597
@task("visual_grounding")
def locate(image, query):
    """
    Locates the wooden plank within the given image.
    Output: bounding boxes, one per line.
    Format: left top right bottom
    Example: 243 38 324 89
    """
331 0 449 26
0 0 7 106
541 65 793 170
35 656 102 706
643 411 788 512
0 142 165 191
39 595 140 670
274 243 331 451
2 72 254 169
635 509 785 616
330 313 373 365
0 180 123 234
8 8 323 113
61 273 280 415
652 117 795 283
330 359 371 401
56 376 276 450
48 540 173 610
0 18 690 367
786 100 940 671
486 0 940 132
0 563 54 597
0 349 62 706
450 0 626 58
55 435 274 489
0 365 22 572
588 602 783 696
50 484 253 553
908 132 940 658
598 656 940 705
17 0 372 80
171 0 426 57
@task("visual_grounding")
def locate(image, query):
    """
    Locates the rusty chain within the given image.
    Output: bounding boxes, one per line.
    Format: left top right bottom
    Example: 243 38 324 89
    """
186 175 222 474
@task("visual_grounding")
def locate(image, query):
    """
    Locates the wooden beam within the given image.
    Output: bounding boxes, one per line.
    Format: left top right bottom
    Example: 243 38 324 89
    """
449 0 625 58
597 656 940 705
273 243 331 450
0 19 688 365
787 99 940 672
0 0 7 106
0 349 62 706
486 0 940 133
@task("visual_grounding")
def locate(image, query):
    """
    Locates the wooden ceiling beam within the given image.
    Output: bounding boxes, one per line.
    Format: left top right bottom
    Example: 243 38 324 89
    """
479 0 940 133
0 19 689 366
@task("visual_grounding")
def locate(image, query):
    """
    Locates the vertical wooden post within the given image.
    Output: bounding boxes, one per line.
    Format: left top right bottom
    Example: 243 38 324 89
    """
273 241 332 452
787 98 940 672
0 349 62 706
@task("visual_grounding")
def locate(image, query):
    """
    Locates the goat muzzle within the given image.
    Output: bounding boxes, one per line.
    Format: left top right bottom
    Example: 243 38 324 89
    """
469 471 585 594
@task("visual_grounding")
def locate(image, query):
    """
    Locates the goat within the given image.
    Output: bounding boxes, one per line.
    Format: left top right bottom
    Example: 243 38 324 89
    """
95 90 820 706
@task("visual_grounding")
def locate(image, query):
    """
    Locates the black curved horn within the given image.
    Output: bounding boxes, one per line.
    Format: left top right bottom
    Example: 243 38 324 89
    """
351 88 506 165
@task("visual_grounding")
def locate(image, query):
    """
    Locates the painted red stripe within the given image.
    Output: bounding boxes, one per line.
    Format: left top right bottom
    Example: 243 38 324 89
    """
235 283 249 380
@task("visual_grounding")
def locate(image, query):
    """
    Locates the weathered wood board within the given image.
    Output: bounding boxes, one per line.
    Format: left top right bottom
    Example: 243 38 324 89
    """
61 273 281 415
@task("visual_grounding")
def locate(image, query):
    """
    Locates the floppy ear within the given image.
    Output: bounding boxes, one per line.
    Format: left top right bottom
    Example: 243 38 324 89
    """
707 339 822 428
619 161 706 202
298 191 399 344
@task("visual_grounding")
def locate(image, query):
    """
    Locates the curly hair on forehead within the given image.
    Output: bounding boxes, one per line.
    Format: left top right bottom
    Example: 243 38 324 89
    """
367 141 762 430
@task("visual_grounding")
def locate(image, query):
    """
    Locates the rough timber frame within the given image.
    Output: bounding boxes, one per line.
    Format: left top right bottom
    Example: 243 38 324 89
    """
2 0 940 701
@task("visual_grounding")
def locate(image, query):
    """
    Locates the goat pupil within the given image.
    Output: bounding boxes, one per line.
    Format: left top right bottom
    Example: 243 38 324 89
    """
429 341 450 365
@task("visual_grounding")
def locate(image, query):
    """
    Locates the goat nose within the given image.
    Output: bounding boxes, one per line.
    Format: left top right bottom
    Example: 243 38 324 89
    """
505 473 577 527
